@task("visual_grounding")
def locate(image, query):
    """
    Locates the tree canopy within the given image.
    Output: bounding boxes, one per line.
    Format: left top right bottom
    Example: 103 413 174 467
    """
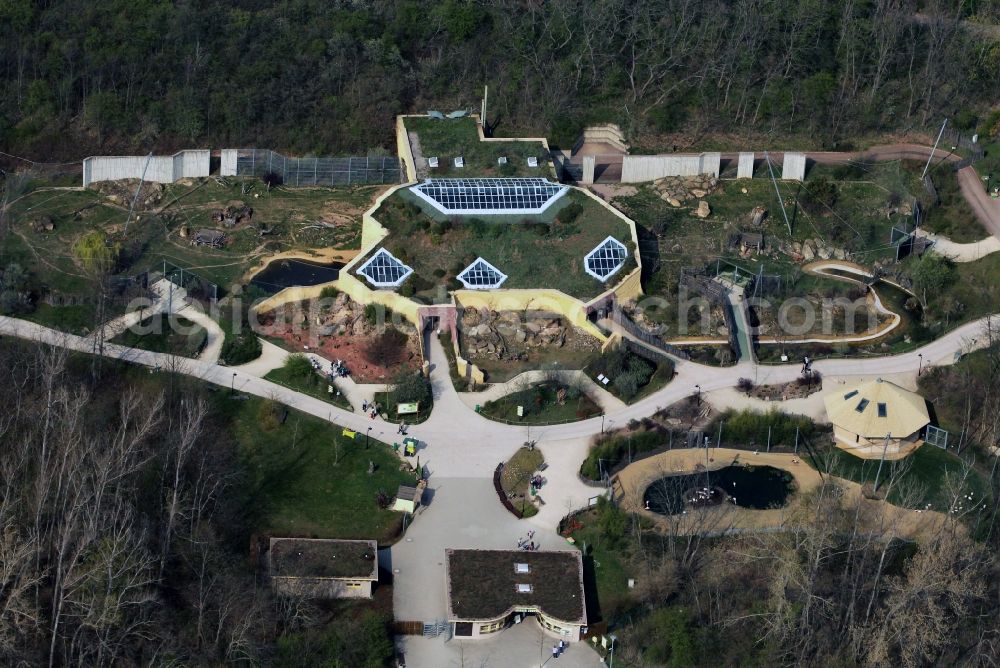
0 0 998 161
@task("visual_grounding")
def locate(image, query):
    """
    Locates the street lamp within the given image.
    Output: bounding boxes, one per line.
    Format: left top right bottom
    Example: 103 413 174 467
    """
366 426 372 449
918 353 923 376
231 372 237 394
695 384 701 406
608 634 618 668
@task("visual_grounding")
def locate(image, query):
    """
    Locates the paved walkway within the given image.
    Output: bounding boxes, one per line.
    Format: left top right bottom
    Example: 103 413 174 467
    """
90 279 225 363
386 477 596 665
915 228 1000 262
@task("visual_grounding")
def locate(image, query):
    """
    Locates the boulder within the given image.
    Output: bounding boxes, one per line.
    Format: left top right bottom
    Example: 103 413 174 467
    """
802 242 816 261
833 247 846 260
817 245 832 260
694 200 711 218
691 188 708 198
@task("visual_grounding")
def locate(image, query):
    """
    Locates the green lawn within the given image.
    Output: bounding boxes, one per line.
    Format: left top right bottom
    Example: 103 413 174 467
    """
404 117 551 177
567 507 633 620
500 446 545 518
4 179 373 302
264 366 354 411
374 390 432 424
111 313 207 357
481 381 603 425
230 396 417 543
367 187 635 301
584 347 675 404
807 443 990 511
921 165 989 242
20 302 103 335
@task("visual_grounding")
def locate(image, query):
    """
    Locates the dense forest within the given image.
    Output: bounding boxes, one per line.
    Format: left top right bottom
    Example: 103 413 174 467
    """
0 342 395 667
1 0 999 161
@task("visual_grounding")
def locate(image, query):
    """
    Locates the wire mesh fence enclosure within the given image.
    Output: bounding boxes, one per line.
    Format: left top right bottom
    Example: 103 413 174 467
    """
234 149 402 186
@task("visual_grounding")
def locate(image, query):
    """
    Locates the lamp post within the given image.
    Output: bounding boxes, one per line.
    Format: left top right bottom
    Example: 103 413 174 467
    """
918 353 923 376
695 384 701 406
231 372 237 394
608 634 618 668
366 426 372 449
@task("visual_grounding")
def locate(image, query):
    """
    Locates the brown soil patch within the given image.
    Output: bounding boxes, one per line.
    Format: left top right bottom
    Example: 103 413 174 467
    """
258 294 421 383
262 324 420 383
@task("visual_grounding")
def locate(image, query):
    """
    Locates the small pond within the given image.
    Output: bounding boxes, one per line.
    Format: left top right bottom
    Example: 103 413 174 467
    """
643 465 794 515
250 258 343 294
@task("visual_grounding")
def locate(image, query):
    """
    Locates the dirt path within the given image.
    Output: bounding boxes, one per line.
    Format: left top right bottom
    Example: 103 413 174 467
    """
806 145 1000 239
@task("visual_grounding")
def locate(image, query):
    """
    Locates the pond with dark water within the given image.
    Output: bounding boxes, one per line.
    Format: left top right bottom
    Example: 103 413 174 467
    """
250 258 343 294
643 465 795 515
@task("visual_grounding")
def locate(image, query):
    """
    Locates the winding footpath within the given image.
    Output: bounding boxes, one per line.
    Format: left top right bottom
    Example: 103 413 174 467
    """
2 310 996 471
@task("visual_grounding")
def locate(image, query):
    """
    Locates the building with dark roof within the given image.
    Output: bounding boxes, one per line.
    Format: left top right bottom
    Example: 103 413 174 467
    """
445 548 587 641
268 537 378 599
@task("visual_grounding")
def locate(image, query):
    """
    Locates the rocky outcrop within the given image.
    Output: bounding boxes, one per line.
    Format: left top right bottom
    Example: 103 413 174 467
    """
652 173 719 204
460 308 599 359
778 237 848 263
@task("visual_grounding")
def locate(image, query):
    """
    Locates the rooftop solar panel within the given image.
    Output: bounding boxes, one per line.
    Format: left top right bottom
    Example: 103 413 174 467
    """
456 257 508 290
356 248 413 288
411 178 567 215
584 236 629 282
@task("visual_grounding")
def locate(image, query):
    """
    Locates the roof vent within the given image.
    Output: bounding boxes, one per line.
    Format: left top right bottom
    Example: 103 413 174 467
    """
428 156 439 168
515 563 530 574
516 583 533 593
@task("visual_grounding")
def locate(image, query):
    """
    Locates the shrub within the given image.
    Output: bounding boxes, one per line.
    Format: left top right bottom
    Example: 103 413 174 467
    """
432 267 446 278
557 201 583 225
319 286 340 299
284 353 314 378
262 171 283 187
364 327 409 366
74 231 120 274
390 369 432 406
737 377 754 394
257 400 283 431
713 408 816 448
400 283 415 297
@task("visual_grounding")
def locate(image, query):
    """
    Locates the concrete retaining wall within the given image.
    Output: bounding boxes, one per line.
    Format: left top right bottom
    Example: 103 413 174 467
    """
737 152 755 179
220 149 238 176
781 152 806 181
82 150 210 186
621 152 721 182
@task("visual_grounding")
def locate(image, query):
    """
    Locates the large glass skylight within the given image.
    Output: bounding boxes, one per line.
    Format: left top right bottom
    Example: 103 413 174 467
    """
411 178 567 215
456 257 508 290
356 248 413 288
584 236 629 282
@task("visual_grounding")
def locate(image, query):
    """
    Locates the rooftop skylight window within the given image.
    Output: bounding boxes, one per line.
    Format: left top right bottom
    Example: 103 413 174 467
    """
584 236 629 282
411 178 567 215
356 248 413 288
456 257 508 290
